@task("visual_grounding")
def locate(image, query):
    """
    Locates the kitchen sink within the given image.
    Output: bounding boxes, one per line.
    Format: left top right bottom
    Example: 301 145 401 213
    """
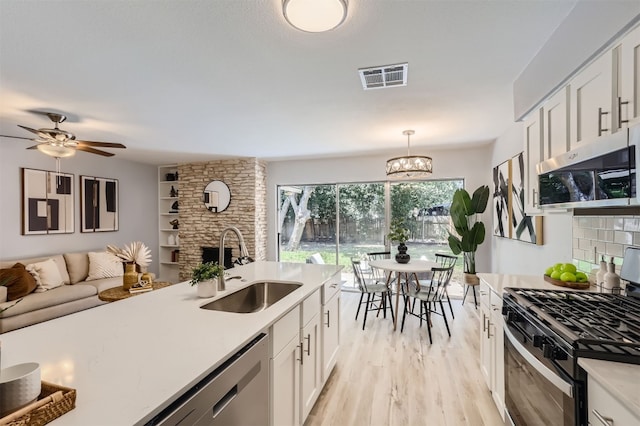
200 281 303 313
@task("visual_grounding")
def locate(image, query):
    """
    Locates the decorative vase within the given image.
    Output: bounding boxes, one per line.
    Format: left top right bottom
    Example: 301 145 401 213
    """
197 280 217 298
395 243 410 264
603 257 620 291
123 263 138 291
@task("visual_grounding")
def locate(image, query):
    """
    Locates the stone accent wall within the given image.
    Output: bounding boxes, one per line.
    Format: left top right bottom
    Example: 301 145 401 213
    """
572 215 640 273
177 159 267 281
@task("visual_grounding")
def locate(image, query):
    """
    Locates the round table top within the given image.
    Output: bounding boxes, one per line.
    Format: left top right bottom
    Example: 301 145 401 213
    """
368 259 438 273
98 281 173 302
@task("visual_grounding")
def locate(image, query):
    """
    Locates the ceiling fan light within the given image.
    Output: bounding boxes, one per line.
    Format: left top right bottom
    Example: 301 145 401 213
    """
37 144 76 158
283 0 347 33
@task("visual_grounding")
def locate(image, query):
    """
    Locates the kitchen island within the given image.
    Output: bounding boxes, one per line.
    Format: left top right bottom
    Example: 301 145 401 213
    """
0 261 342 425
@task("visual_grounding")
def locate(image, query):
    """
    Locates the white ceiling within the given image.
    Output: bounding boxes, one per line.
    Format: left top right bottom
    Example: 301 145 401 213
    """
0 0 578 165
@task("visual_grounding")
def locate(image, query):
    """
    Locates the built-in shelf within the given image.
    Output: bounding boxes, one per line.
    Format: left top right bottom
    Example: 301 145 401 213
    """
159 164 180 284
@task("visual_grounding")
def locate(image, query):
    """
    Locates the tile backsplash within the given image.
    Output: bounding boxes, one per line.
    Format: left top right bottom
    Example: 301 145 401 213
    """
572 215 640 273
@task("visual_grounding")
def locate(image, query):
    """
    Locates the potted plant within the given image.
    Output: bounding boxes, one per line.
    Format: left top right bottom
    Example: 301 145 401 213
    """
190 262 224 298
388 218 411 264
447 185 490 284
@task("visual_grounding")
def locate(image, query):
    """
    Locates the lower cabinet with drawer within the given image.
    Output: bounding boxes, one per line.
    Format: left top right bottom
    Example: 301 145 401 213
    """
588 375 640 426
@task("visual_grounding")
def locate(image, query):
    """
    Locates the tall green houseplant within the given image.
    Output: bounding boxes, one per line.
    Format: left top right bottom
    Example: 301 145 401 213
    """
447 185 490 279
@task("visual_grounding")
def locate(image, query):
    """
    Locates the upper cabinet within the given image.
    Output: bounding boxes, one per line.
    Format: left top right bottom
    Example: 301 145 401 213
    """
523 108 544 215
569 51 615 149
618 24 640 129
543 87 570 159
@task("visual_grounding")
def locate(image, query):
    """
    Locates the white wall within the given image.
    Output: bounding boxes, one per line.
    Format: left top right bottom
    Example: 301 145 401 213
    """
490 122 572 275
0 140 159 275
266 144 494 272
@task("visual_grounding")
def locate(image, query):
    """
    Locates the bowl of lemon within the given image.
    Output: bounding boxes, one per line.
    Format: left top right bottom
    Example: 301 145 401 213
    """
543 263 591 289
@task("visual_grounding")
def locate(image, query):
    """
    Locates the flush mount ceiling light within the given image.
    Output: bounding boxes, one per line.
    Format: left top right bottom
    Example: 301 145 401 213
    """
386 130 433 179
36 143 76 158
283 0 348 33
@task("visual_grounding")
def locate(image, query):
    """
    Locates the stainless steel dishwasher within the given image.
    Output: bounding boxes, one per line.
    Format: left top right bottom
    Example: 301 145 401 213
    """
147 333 269 426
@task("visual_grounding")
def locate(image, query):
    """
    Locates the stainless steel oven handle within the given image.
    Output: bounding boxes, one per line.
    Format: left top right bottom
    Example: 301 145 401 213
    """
504 326 573 397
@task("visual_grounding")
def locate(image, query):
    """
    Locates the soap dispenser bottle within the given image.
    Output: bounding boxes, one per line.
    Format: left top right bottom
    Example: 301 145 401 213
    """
603 257 621 292
596 255 607 292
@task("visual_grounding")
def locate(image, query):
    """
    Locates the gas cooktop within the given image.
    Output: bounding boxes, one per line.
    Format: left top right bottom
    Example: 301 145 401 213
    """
505 289 640 364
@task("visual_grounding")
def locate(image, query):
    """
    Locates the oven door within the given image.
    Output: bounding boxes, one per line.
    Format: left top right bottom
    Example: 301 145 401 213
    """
504 326 578 426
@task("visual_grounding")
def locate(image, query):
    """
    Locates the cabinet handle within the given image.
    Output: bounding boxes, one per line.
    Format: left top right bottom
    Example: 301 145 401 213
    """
330 283 337 288
532 188 538 207
487 319 493 339
592 409 614 426
297 343 304 365
618 97 629 128
482 314 488 333
305 334 311 356
325 310 330 328
598 108 610 136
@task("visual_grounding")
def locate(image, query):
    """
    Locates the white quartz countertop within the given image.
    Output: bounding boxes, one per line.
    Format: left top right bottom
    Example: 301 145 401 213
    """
579 358 640 418
478 273 598 294
0 261 342 425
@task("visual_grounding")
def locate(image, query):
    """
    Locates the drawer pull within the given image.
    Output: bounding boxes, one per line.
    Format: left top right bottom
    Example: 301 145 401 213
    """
325 310 331 328
305 333 311 356
592 409 613 426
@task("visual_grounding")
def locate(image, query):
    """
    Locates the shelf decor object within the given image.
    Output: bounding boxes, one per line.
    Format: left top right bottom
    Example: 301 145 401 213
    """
283 0 347 33
21 168 74 235
386 130 432 179
0 381 76 425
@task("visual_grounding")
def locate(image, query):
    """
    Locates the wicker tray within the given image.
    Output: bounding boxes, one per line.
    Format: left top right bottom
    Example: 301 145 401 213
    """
0 381 76 426
543 274 590 289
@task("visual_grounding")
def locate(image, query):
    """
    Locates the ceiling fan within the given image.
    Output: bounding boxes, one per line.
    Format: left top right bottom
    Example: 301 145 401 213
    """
0 112 126 158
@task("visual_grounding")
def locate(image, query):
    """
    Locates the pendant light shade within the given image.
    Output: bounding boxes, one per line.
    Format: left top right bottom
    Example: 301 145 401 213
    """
386 130 432 179
283 0 348 33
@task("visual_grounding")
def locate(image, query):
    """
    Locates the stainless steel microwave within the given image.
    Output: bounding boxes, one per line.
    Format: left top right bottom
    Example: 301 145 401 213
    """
537 125 639 209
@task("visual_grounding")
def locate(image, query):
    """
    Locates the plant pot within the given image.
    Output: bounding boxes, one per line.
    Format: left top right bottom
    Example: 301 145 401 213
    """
395 243 410 264
463 273 480 286
197 280 217 298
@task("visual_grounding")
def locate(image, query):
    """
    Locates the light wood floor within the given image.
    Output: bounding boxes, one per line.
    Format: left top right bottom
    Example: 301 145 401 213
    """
305 292 504 426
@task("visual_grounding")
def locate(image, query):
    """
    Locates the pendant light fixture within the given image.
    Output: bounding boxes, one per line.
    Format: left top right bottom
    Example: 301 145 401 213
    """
386 130 432 179
283 0 348 33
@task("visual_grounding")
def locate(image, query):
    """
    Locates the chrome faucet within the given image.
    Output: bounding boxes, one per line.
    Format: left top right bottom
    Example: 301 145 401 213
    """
218 226 252 291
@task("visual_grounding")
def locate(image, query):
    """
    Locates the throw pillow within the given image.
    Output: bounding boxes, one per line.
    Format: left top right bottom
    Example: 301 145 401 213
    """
26 259 65 292
87 252 124 281
0 263 38 301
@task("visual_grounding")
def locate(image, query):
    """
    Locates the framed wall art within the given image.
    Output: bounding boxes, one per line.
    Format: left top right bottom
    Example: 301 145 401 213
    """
510 152 543 245
80 175 119 232
21 168 74 235
493 159 511 238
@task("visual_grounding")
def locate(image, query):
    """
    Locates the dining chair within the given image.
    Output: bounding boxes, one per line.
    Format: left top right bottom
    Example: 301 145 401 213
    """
414 253 457 319
366 251 391 281
351 258 394 330
400 265 454 344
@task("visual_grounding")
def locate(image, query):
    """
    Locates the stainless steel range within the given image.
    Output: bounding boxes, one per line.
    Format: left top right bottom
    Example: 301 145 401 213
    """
502 288 640 426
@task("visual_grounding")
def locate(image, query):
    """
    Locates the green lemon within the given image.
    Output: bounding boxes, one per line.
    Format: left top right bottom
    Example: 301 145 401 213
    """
550 270 562 280
554 263 563 272
560 272 577 282
575 271 588 280
545 266 555 276
562 263 577 274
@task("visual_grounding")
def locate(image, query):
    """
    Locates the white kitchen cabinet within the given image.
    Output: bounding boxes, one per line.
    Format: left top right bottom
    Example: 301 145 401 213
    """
271 306 301 426
569 51 614 149
523 108 544 215
617 24 640 129
321 287 340 382
588 374 640 426
479 279 505 420
301 310 321 422
543 87 570 159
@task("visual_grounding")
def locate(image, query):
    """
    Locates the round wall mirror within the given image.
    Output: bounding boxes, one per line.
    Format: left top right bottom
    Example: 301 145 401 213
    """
203 180 231 213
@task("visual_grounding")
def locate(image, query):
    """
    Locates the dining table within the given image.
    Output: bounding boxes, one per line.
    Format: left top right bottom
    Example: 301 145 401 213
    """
368 258 438 330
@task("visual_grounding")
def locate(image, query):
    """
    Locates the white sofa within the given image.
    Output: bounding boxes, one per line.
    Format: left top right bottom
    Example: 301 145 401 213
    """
0 252 125 333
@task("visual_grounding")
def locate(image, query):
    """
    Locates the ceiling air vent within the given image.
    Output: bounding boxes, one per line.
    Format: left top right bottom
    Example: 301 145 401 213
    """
358 63 408 90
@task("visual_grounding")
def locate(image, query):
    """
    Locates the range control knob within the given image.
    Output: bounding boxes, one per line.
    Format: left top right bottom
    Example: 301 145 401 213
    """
506 311 520 323
533 335 545 348
501 306 509 316
542 343 556 360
